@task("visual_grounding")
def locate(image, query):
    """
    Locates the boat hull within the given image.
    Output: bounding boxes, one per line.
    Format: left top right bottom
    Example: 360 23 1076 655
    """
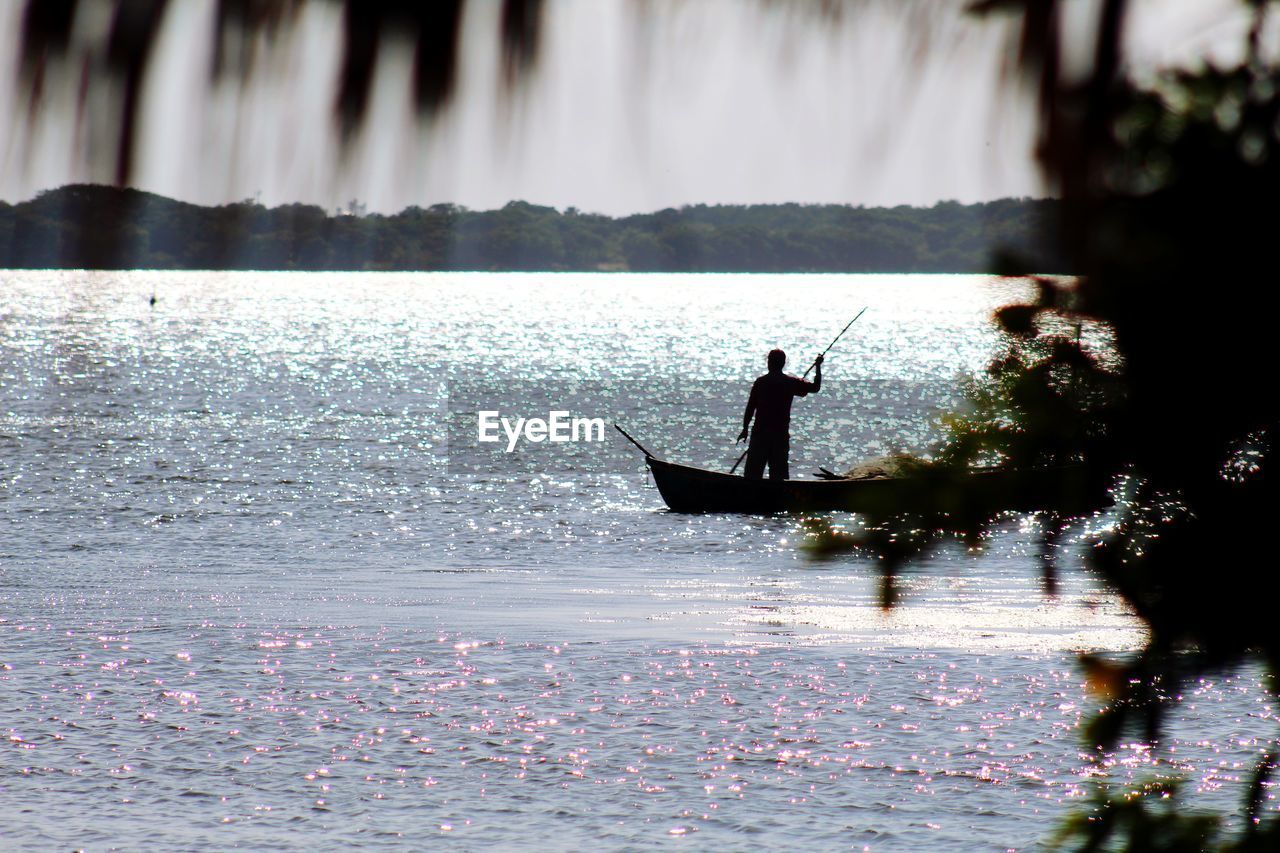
645 457 1109 515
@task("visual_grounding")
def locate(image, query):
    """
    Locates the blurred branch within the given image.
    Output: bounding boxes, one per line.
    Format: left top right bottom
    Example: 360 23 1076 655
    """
105 0 169 183
15 0 546 183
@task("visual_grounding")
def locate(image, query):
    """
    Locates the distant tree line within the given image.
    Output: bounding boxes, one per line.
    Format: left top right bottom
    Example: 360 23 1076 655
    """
0 184 1067 273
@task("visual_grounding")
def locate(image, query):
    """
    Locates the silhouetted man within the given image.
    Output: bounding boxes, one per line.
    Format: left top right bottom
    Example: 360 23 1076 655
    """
738 348 822 480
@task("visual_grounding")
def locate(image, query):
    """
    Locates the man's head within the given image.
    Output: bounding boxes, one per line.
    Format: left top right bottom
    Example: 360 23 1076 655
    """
767 349 786 371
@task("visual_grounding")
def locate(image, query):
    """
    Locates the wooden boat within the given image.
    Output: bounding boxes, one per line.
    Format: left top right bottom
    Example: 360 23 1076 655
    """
644 456 1110 515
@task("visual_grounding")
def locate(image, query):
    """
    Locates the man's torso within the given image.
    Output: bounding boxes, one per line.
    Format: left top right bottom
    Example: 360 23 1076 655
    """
750 371 813 435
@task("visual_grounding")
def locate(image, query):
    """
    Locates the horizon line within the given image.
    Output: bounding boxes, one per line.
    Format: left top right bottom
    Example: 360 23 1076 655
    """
3 182 1062 220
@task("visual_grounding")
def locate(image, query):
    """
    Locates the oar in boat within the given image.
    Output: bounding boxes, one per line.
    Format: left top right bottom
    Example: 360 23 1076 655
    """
729 307 868 474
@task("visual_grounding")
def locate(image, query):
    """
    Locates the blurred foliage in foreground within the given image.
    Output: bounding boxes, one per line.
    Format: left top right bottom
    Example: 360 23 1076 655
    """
1054 780 1222 851
812 0 1280 846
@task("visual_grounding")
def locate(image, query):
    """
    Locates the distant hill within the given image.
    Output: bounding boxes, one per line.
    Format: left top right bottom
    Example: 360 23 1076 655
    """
0 184 1068 273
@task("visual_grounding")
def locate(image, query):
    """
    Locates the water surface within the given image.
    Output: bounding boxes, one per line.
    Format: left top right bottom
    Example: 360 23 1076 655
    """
0 272 1266 849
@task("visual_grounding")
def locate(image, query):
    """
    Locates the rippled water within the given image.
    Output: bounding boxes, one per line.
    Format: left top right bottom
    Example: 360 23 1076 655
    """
0 272 1269 848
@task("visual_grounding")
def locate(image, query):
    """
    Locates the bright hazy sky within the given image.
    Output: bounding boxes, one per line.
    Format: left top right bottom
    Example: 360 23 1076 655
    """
0 0 1266 215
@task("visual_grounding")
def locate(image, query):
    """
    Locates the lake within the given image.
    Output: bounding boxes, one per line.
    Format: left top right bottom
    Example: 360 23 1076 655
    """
0 271 1269 849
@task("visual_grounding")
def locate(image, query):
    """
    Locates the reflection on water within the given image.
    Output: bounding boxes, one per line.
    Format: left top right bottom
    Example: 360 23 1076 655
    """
0 623 1271 849
0 271 1252 847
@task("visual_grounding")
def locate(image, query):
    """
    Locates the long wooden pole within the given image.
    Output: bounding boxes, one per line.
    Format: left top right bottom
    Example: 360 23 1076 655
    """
802 306 866 379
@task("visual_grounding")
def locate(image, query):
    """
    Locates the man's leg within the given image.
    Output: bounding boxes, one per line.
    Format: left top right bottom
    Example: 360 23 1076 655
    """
743 436 767 479
767 434 790 480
